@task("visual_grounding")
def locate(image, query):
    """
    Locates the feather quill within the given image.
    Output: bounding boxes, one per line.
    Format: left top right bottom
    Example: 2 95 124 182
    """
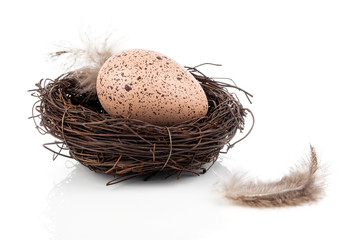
220 145 325 207
49 32 121 96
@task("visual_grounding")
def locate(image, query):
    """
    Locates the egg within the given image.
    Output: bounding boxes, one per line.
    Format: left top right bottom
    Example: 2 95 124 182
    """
96 49 208 126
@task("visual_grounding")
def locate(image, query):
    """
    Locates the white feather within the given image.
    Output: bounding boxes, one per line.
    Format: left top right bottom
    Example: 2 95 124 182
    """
50 31 122 95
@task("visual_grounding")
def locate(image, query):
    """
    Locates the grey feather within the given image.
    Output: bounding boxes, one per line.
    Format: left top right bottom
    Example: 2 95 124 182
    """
220 145 326 207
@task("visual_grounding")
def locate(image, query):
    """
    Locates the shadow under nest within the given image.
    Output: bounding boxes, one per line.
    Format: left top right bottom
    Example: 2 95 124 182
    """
30 66 253 185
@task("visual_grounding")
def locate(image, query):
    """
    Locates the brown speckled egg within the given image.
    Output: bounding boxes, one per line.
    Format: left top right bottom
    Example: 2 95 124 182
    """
96 49 208 126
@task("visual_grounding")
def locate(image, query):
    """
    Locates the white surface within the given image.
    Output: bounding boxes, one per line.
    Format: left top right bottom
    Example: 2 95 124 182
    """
1 0 360 239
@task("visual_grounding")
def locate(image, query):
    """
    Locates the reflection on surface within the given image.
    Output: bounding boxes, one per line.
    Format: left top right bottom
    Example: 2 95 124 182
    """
43 160 231 240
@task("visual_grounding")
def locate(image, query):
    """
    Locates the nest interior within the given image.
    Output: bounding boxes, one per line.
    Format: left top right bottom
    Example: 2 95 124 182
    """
30 66 253 185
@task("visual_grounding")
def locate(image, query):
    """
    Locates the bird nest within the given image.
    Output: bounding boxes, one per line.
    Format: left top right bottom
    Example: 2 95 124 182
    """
30 65 253 185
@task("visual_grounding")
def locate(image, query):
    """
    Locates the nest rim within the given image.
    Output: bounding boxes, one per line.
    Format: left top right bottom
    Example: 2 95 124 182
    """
30 65 253 185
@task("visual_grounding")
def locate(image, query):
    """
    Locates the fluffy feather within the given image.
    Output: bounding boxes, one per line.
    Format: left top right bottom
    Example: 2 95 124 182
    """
219 145 325 207
49 32 121 96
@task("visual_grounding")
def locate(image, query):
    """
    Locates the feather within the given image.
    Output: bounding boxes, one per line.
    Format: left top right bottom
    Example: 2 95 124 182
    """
219 145 325 207
49 32 121 96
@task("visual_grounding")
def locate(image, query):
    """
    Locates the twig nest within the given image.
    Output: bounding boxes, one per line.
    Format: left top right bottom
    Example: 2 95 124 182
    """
31 66 252 185
97 49 208 126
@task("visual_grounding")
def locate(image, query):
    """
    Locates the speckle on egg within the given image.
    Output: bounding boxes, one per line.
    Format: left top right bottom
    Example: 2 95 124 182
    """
124 84 132 92
96 49 208 126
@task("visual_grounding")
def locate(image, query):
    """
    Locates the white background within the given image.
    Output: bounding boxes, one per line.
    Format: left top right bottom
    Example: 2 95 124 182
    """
1 0 360 239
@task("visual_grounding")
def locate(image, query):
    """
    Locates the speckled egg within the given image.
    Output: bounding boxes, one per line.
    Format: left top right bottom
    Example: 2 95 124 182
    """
96 49 208 126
